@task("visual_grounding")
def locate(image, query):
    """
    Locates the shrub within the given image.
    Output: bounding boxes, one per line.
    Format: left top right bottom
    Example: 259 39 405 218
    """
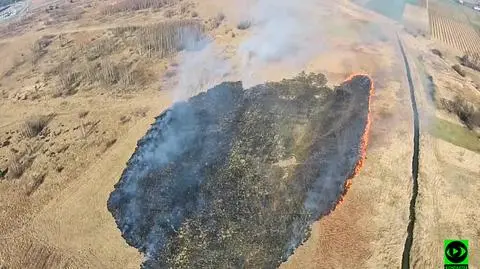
216 12 225 22
84 39 116 61
111 25 139 36
7 155 27 179
78 110 89 118
101 0 176 15
460 52 480 72
31 35 54 64
118 65 134 88
110 20 203 57
136 20 204 57
133 107 149 117
179 2 189 14
59 70 79 93
431 48 443 58
45 7 84 24
237 20 251 30
22 115 50 138
440 96 480 129
81 62 98 84
452 64 466 77
49 62 79 97
164 9 175 18
208 13 225 30
97 60 134 88
0 168 7 179
426 75 436 103
98 59 119 85
25 173 46 196
105 138 117 149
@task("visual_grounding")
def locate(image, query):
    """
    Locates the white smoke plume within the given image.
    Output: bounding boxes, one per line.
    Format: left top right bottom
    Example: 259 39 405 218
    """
238 0 325 86
172 0 326 98
173 37 231 102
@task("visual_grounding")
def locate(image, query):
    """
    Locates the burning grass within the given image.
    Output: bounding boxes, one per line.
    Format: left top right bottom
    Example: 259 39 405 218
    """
108 73 373 268
332 73 374 210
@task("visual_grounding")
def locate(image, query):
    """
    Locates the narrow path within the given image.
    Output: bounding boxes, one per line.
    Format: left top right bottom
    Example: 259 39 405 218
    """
397 35 420 269
0 18 192 45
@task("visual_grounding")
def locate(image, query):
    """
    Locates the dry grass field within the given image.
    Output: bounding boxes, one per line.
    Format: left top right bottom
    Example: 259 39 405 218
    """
0 1 212 268
0 0 479 268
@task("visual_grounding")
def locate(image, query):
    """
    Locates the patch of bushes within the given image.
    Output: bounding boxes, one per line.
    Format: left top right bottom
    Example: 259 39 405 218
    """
179 2 189 14
111 20 203 57
22 115 50 138
101 0 176 15
97 60 134 87
6 154 34 180
58 69 80 95
78 60 134 89
136 20 204 57
426 75 436 103
7 156 24 179
111 25 139 36
98 59 119 85
25 173 46 196
208 12 225 29
452 64 466 77
83 39 116 61
32 35 55 64
78 110 89 118
431 48 443 58
237 20 251 30
460 52 480 72
163 9 175 18
45 7 84 24
440 96 480 130
81 62 98 83
0 168 7 179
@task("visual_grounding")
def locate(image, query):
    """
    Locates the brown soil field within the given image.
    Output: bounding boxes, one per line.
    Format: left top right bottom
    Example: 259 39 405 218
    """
0 0 479 268
429 10 480 54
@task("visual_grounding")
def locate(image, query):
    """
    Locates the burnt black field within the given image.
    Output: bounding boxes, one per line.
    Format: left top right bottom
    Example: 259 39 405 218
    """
107 73 372 269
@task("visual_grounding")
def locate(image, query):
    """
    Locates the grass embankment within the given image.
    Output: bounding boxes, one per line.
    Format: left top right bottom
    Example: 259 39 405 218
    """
429 117 480 153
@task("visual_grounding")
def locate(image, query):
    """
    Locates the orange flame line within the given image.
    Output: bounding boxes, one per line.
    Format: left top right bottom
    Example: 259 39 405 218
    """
328 73 374 214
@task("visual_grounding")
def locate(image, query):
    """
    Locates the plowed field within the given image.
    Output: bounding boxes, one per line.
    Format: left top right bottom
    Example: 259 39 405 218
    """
429 10 480 54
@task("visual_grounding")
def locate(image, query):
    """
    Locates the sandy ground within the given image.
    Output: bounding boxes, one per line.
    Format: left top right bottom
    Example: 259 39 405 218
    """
0 0 479 268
